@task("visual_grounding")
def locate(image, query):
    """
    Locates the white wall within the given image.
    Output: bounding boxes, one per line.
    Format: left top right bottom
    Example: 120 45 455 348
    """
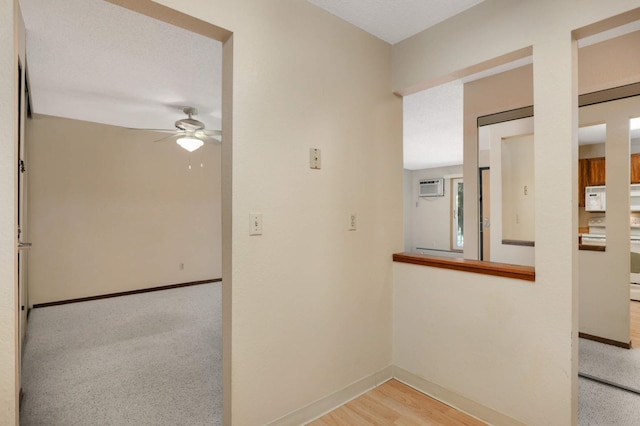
26 114 222 305
404 165 463 256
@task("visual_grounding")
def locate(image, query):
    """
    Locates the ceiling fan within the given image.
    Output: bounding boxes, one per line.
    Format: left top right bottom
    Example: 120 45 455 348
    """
147 107 221 152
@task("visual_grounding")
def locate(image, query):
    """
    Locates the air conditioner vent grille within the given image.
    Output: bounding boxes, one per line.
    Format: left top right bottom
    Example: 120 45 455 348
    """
419 178 444 197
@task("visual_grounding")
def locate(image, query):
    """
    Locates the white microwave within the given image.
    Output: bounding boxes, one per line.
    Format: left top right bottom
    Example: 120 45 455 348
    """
585 184 640 212
585 186 606 212
632 184 640 211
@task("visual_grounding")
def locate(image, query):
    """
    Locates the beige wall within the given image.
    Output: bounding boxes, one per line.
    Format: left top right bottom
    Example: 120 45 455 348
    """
481 118 535 266
394 264 544 425
4 1 639 426
135 1 402 424
392 1 640 425
392 1 640 95
579 29 640 94
501 135 535 242
465 65 534 260
26 115 221 305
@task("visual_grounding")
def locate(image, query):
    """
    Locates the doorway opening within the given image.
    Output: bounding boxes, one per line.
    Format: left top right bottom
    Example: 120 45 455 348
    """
17 0 233 423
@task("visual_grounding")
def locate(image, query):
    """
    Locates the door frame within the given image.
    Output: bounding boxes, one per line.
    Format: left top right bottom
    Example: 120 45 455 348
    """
451 177 464 251
479 167 490 261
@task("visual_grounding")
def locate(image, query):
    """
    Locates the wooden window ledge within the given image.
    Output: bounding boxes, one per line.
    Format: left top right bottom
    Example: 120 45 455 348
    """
393 252 535 282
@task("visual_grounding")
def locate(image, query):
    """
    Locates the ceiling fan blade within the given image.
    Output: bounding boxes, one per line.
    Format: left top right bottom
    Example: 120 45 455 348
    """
126 113 220 147
199 134 222 144
127 127 177 133
153 132 180 143
197 129 222 137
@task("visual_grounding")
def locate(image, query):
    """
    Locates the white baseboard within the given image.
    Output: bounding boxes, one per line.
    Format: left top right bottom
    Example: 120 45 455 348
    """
266 365 393 426
392 366 526 426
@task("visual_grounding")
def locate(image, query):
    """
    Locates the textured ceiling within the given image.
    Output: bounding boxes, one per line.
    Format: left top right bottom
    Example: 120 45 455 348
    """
20 0 484 169
19 0 222 132
21 0 638 171
307 0 484 45
403 81 463 171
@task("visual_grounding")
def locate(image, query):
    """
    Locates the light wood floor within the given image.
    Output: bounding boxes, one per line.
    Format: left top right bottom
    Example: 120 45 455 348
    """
632 301 640 348
308 379 486 426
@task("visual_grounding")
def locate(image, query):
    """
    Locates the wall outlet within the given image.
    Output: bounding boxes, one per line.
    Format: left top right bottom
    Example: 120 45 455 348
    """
348 213 357 231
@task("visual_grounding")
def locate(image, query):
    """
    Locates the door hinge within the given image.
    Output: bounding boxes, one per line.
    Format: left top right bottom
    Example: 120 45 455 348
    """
18 159 25 173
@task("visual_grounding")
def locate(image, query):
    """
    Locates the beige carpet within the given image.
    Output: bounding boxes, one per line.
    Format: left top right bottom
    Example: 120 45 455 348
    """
579 338 640 425
20 282 222 426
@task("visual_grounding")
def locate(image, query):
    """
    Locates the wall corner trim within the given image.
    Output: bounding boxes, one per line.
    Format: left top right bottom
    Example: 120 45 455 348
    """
265 365 527 425
392 366 527 426
266 365 393 425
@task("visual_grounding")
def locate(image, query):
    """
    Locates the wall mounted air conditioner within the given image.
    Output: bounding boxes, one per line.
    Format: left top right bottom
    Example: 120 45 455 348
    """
419 178 444 197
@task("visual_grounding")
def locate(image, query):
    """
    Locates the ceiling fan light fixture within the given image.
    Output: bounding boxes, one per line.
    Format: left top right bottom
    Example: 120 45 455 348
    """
177 136 204 152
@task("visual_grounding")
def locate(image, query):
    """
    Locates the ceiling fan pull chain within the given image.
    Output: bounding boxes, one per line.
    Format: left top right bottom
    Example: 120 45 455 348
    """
188 154 192 170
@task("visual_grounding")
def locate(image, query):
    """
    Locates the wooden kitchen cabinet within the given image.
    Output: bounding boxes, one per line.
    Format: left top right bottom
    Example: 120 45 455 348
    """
588 157 606 186
579 154 640 206
631 153 640 183
578 158 590 207
578 157 606 207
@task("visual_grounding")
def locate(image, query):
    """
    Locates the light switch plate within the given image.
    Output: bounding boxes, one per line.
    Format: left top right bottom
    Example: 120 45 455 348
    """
250 213 262 235
348 213 357 231
310 148 321 169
